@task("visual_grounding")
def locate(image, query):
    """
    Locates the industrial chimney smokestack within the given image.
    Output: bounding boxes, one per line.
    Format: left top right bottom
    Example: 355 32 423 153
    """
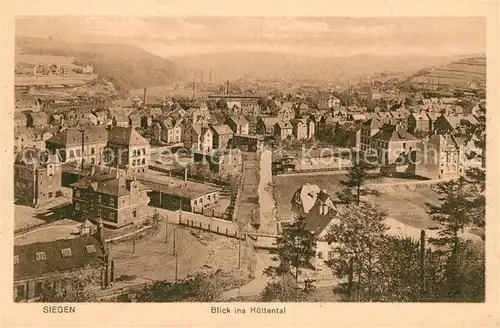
225 81 230 95
143 88 147 105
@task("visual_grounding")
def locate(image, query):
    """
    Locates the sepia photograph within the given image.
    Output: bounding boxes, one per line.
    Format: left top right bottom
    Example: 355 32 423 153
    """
9 14 488 307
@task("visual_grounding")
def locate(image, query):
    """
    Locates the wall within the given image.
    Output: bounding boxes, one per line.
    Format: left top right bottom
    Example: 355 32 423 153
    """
178 212 244 240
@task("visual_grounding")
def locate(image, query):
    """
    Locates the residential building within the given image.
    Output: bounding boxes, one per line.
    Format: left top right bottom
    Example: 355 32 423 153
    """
226 116 249 135
256 116 279 135
45 126 108 165
433 114 478 135
151 118 182 145
360 118 383 152
211 124 234 149
226 101 243 115
231 134 264 152
318 96 340 110
14 149 62 207
26 112 49 128
407 112 431 135
93 111 108 125
411 134 466 180
302 191 340 267
294 103 310 118
85 112 98 126
112 114 129 128
290 183 322 217
128 114 141 129
141 175 221 212
14 127 56 153
193 149 243 175
71 167 150 228
274 121 293 139
49 114 65 127
183 124 213 152
371 124 419 164
106 127 150 173
13 235 104 301
15 112 27 129
277 106 295 121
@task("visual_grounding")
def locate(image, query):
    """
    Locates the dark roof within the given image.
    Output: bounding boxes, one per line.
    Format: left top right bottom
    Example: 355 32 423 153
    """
108 127 149 146
362 118 383 129
46 126 108 147
228 115 249 126
372 124 417 142
14 235 104 281
71 171 150 196
28 112 48 124
211 124 234 135
303 198 338 237
260 117 279 127
136 175 220 199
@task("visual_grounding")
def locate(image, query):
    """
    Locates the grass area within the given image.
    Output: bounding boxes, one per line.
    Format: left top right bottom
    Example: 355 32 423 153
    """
193 230 256 293
273 174 441 230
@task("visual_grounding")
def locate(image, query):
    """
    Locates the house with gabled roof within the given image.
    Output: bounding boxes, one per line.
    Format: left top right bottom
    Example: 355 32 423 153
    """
45 126 108 165
183 124 213 152
211 124 234 149
257 116 280 135
152 118 182 145
13 235 105 301
106 127 150 173
371 123 418 164
226 115 249 136
72 167 150 228
360 118 383 152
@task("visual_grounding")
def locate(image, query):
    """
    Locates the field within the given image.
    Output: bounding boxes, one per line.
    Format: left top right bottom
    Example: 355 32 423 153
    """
273 174 441 230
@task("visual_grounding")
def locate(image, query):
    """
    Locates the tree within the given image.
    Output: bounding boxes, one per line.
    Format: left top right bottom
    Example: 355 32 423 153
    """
426 177 479 300
38 266 101 302
263 216 317 301
134 272 222 302
261 273 309 302
337 161 379 205
325 204 388 301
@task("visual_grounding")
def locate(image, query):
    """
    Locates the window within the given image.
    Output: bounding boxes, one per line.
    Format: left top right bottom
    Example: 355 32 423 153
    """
109 198 115 206
61 248 72 258
14 255 19 265
317 252 323 259
35 252 47 261
75 149 81 157
132 208 137 218
440 169 444 174
141 158 145 165
85 245 97 254
110 212 115 220
208 195 211 202
16 285 26 300
35 282 43 297
327 251 334 259
91 158 95 164
97 209 102 217
98 195 102 203
91 147 95 155
75 190 80 198
69 150 75 158
142 148 146 155
132 160 136 166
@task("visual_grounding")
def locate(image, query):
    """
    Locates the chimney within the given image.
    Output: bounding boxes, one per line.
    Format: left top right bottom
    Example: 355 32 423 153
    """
143 88 147 105
90 165 96 176
225 81 230 95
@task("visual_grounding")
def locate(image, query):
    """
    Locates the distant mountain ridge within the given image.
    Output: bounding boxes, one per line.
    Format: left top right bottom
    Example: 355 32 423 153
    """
406 55 486 88
16 37 179 95
170 52 469 84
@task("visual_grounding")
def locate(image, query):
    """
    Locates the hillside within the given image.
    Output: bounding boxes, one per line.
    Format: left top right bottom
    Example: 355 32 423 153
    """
170 52 464 85
16 37 178 95
407 55 486 88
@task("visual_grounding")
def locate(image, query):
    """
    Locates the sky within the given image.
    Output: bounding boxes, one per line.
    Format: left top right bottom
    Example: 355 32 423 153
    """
15 17 486 58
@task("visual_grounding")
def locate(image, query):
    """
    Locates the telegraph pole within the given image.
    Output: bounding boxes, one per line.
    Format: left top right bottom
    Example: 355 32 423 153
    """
192 71 196 100
132 229 136 254
420 230 426 299
172 225 176 256
78 127 85 172
165 214 168 243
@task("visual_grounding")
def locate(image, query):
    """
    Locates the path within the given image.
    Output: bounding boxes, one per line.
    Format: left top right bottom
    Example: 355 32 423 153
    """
258 149 278 234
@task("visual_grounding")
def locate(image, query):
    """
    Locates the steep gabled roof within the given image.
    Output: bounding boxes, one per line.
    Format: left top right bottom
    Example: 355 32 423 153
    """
108 127 149 146
14 235 104 281
71 172 149 196
46 126 108 147
372 124 417 142
211 124 234 135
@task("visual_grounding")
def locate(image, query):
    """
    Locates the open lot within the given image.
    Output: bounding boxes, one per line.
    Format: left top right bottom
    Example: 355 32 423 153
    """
273 174 441 230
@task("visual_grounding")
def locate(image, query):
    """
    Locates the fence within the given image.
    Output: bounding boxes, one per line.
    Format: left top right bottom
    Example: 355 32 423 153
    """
178 215 245 240
192 207 228 220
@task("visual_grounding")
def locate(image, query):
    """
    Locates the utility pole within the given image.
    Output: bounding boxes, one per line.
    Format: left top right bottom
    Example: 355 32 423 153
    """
192 71 196 100
78 127 85 172
165 214 168 243
132 229 136 254
172 225 176 256
174 233 178 282
420 230 426 299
